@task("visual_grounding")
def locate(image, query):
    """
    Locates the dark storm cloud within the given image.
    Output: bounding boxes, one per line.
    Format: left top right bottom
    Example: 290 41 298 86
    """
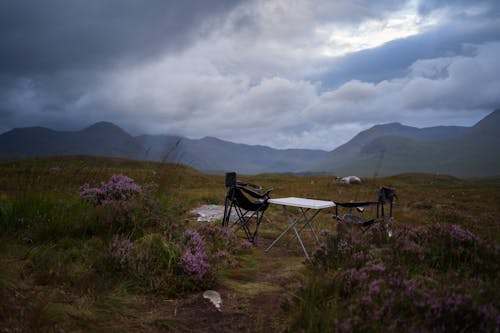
0 0 245 132
0 0 244 75
314 0 408 23
319 19 500 89
418 0 500 17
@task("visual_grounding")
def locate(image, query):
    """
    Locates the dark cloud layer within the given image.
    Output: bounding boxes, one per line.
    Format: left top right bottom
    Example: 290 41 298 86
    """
0 0 499 150
0 0 242 75
418 0 500 17
0 0 244 132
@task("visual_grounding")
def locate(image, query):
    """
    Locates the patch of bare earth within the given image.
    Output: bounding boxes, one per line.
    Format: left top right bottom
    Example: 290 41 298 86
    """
129 235 305 332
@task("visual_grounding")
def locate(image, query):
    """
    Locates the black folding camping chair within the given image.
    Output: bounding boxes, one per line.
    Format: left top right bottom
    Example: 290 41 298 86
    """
222 172 272 244
333 186 396 234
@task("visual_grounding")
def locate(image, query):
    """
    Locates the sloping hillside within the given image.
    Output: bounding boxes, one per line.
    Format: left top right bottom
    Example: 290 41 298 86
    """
313 109 500 177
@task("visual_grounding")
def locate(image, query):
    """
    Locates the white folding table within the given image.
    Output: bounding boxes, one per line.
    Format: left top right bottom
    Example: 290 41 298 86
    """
265 197 335 259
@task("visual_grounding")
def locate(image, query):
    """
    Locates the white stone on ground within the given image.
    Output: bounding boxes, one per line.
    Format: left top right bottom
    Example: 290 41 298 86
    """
203 290 222 311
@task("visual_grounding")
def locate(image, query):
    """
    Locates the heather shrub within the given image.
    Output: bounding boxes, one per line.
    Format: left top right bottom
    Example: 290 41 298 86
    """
178 225 248 285
79 175 175 238
80 174 141 206
107 233 180 292
285 223 500 332
79 175 141 232
180 228 211 282
196 224 245 267
422 224 487 273
108 235 135 271
311 222 390 271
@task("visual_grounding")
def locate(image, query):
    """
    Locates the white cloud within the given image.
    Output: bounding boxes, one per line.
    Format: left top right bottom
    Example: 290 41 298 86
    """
308 42 500 136
402 42 500 110
321 9 429 56
80 41 499 150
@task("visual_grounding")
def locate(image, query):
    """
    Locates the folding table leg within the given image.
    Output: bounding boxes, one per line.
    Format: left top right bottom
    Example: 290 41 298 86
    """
265 206 300 253
292 224 310 259
292 208 321 245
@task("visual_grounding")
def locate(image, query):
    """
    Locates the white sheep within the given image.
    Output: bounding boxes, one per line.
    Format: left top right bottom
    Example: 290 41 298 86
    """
337 175 362 185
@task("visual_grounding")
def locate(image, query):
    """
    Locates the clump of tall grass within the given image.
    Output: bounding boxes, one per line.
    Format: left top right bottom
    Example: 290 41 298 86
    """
284 223 500 332
105 225 245 295
25 237 106 287
107 233 180 292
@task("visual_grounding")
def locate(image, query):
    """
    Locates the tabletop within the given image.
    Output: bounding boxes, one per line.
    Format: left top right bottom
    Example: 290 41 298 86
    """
268 197 335 209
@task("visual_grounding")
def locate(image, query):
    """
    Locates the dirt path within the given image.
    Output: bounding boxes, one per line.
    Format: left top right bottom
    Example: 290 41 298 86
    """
171 206 309 332
163 237 304 332
134 232 307 332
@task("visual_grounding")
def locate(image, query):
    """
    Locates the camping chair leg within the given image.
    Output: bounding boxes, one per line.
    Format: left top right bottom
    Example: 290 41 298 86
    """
241 223 253 242
234 206 253 242
252 211 263 245
232 205 261 243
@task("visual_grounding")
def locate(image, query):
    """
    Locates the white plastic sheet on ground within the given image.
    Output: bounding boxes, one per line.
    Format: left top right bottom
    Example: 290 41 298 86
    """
190 204 237 222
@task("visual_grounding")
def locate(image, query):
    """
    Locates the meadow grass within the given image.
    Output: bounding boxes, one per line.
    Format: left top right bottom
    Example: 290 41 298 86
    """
0 155 499 332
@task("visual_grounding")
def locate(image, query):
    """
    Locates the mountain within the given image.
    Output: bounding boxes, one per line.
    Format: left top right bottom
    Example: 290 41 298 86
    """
312 122 467 172
312 109 500 177
0 122 144 159
137 135 327 174
0 122 328 174
1 110 499 177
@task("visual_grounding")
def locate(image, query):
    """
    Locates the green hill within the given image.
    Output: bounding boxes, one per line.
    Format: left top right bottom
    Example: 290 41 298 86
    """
312 109 500 177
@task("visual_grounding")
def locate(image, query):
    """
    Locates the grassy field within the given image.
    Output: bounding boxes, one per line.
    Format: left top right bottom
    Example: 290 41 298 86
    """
0 156 499 332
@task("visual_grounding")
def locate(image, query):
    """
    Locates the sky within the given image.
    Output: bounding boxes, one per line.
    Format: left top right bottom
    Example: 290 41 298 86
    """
1 0 499 151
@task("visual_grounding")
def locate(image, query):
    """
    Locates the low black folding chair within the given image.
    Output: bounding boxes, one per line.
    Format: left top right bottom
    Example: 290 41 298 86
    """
333 186 396 235
222 172 272 244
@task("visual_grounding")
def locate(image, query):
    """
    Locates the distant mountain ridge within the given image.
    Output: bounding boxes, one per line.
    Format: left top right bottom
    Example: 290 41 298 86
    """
1 109 499 177
311 121 469 173
0 122 143 159
311 109 500 177
137 134 327 174
0 121 328 174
